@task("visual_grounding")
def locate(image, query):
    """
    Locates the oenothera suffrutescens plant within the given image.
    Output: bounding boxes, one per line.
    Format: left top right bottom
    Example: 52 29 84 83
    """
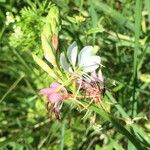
35 40 105 119
32 5 105 119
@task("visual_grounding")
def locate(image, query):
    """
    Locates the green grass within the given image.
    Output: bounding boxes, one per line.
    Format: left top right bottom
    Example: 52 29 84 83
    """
132 0 143 118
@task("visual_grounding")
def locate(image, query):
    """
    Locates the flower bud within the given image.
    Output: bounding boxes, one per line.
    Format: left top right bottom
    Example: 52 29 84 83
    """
41 5 61 67
42 5 60 49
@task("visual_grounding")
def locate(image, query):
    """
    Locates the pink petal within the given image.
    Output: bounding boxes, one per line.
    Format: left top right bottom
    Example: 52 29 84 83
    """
48 93 63 104
39 88 52 95
50 82 61 89
39 82 68 105
91 71 97 78
91 71 98 81
50 82 67 94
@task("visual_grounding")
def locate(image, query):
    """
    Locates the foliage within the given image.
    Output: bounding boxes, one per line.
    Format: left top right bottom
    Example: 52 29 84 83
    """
0 0 150 150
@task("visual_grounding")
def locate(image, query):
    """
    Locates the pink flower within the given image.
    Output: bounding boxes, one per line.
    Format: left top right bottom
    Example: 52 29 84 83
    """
39 82 68 119
79 70 105 102
91 70 105 97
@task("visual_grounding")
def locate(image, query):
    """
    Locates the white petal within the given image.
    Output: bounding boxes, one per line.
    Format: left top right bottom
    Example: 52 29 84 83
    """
60 53 73 73
78 46 93 65
80 46 93 56
79 56 101 67
98 69 104 82
83 65 99 72
67 41 78 67
80 56 101 72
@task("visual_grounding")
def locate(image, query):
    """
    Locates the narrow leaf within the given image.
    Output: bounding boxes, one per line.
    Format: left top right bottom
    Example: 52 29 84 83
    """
32 54 57 79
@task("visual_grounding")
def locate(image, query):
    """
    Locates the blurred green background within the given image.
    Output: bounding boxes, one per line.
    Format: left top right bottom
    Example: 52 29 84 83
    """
0 0 150 149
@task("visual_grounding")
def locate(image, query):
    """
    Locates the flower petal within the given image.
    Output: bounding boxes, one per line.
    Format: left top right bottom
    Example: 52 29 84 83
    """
80 56 101 72
79 46 93 56
50 82 67 94
60 53 73 73
67 41 78 68
78 46 93 66
39 88 52 95
50 82 61 89
98 69 104 83
48 93 63 104
78 46 93 65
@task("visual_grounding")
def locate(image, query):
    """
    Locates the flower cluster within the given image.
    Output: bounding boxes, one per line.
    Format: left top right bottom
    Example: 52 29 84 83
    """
60 41 105 101
39 82 68 119
80 70 105 103
39 41 104 119
34 2 105 120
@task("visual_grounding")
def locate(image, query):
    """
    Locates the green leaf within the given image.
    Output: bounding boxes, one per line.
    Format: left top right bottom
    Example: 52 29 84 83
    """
32 54 57 79
87 103 147 150
132 0 143 119
92 0 134 31
145 0 150 24
89 1 98 45
86 26 104 35
41 34 56 66
42 5 61 39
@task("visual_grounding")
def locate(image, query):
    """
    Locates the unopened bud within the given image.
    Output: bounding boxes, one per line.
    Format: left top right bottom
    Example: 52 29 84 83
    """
41 4 61 67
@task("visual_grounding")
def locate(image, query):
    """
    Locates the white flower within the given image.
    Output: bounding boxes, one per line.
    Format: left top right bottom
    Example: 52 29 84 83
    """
60 42 101 73
5 12 15 25
13 26 23 38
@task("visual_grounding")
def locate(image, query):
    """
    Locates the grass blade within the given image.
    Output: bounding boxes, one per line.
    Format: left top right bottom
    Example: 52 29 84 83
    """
145 0 150 24
132 0 142 118
87 103 147 150
60 122 65 150
89 0 98 45
106 91 150 146
92 0 134 31
0 74 24 103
